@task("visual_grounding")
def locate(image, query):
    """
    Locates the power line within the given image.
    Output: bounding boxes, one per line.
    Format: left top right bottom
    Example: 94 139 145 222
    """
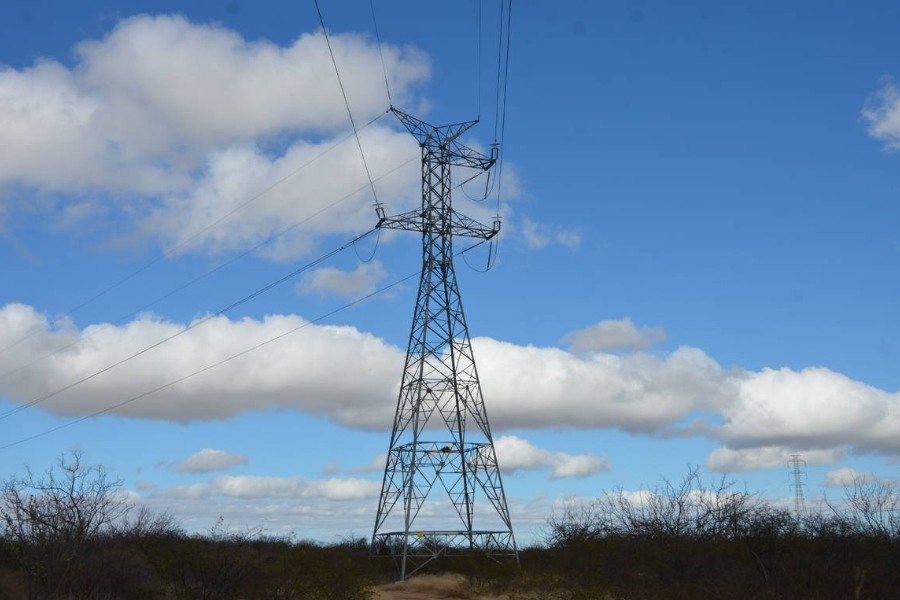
461 235 499 273
492 0 507 145
476 0 483 119
314 0 382 210
369 0 393 105
0 228 378 422
493 0 513 221
0 269 420 451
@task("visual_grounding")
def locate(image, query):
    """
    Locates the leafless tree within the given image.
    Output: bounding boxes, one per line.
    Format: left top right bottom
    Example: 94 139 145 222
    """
1 450 129 550
0 450 135 597
549 466 770 543
829 475 900 539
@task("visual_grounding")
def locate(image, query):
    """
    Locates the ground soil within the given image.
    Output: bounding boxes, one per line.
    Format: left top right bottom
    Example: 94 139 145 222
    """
369 573 513 600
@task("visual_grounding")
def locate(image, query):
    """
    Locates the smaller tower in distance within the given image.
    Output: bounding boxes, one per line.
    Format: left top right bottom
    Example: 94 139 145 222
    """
789 454 807 522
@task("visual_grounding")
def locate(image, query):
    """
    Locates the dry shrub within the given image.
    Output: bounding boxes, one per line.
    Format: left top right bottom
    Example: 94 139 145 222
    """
538 467 900 600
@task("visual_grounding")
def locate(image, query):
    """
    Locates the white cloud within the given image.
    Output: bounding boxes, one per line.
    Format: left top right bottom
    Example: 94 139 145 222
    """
4 303 900 470
494 435 609 479
0 15 429 259
0 14 567 261
177 448 248 473
478 339 733 433
159 474 379 501
138 127 421 259
824 467 877 487
0 304 731 432
705 445 844 473
0 15 429 193
520 216 580 250
863 77 900 150
0 303 402 425
0 60 162 193
717 367 900 454
298 261 388 299
563 318 666 354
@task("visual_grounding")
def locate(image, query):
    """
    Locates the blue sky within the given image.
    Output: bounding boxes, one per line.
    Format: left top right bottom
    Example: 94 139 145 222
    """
2 0 900 544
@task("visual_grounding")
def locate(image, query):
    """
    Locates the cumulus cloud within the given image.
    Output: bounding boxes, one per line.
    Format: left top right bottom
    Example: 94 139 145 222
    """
159 474 379 501
0 303 733 432
0 303 402 424
0 15 429 259
298 261 388 299
0 60 162 193
177 448 248 473
477 339 733 433
0 14 571 260
706 445 845 473
0 16 428 192
863 77 900 150
4 303 900 469
563 318 666 354
704 367 900 470
494 436 610 479
138 127 421 259
717 367 900 454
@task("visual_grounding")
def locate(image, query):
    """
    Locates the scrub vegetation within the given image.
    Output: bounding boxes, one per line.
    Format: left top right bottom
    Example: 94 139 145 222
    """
1 455 897 599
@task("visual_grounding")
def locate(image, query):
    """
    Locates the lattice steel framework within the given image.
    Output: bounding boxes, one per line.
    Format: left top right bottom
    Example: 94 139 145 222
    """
789 454 807 522
371 108 517 579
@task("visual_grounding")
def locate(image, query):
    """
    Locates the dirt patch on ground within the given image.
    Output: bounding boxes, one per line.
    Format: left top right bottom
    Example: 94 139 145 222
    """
369 573 513 600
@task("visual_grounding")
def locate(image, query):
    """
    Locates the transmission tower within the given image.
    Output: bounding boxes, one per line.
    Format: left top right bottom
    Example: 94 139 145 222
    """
789 454 807 522
371 108 517 578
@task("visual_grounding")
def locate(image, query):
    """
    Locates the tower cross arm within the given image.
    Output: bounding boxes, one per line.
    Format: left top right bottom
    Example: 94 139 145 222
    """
447 140 496 171
391 107 496 171
376 208 426 233
449 211 500 240
375 208 499 240
392 108 478 146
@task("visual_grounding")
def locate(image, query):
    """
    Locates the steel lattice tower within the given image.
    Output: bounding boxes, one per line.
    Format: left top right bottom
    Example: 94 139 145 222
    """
789 454 807 522
371 108 517 578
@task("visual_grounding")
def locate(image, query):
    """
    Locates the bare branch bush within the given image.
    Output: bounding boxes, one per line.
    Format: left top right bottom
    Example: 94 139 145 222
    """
828 475 900 539
0 450 135 598
549 466 770 544
1 450 128 547
545 466 801 597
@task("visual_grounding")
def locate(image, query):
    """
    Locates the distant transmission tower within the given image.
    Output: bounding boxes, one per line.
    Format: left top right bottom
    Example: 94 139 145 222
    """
371 108 517 578
789 454 807 521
